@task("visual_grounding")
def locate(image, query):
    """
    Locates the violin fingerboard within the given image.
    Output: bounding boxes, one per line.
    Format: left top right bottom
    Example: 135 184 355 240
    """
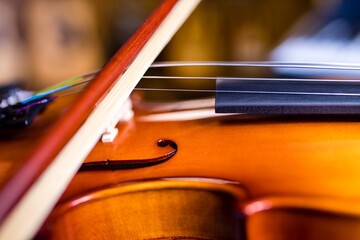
216 78 360 114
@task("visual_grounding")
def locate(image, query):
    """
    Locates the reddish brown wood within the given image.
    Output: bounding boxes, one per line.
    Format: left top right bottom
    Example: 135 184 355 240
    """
0 0 179 223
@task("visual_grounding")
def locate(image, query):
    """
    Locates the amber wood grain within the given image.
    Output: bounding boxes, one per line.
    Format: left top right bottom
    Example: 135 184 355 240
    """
62 115 360 203
47 180 246 240
46 112 360 239
247 209 360 240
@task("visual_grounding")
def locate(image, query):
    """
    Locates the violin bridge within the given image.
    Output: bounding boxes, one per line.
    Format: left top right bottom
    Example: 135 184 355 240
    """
101 98 134 143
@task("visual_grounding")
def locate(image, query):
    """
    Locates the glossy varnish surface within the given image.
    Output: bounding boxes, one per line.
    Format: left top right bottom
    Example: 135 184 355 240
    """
3 96 360 239
61 113 360 202
51 109 360 239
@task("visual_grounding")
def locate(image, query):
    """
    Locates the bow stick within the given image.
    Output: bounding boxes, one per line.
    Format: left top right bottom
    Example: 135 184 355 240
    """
0 0 201 239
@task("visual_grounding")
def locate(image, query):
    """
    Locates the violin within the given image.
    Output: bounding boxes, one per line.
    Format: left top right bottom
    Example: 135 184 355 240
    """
1 0 360 239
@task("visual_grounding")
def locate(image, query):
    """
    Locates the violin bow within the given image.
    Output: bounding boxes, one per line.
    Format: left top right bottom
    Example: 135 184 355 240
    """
0 0 201 239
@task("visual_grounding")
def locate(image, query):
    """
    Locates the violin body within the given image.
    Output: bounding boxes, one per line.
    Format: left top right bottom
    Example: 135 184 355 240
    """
11 94 358 239
2 92 360 239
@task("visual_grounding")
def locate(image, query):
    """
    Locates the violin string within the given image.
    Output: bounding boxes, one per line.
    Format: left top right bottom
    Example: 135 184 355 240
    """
56 89 86 98
57 75 360 85
134 87 360 97
142 76 360 83
22 61 360 103
57 86 360 98
58 75 360 87
150 61 360 71
55 76 360 98
54 60 360 82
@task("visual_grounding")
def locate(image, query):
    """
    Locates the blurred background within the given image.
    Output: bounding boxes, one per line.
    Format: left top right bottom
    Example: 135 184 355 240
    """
0 0 352 95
